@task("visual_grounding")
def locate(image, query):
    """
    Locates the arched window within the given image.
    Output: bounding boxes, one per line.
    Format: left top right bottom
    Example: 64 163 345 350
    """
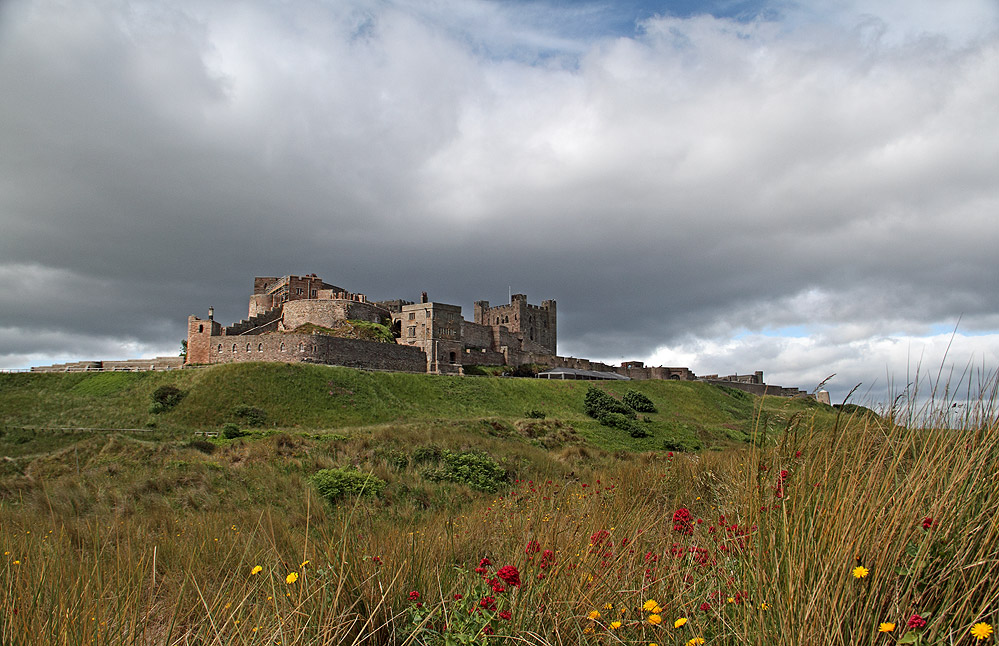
280 342 285 352
217 344 222 352
257 343 263 352
232 344 237 352
299 343 304 351
246 343 251 352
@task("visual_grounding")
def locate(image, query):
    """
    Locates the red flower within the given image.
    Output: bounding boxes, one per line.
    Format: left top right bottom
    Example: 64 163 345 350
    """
453 593 463 600
699 602 711 612
590 530 610 545
481 625 494 635
921 517 934 530
479 557 492 567
907 614 927 629
525 540 541 554
497 565 522 587
479 596 497 611
499 610 512 621
408 591 420 602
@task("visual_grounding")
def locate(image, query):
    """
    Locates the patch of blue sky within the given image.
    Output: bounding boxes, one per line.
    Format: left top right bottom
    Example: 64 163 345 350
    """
927 323 997 337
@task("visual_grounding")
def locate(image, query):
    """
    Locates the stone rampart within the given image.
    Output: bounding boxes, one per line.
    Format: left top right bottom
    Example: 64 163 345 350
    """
281 299 387 330
209 333 426 372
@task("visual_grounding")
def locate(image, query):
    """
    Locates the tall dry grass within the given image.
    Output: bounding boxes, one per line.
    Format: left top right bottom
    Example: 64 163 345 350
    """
1 390 997 645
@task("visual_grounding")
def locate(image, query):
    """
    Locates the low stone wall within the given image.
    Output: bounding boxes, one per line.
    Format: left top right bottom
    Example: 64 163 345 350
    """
701 379 811 398
208 333 426 372
31 357 186 372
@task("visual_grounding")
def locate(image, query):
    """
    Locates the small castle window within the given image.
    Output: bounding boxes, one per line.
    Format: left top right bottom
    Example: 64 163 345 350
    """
232 344 237 352
449 352 456 363
296 288 303 295
409 312 415 320
310 289 317 297
408 326 416 337
217 344 222 352
257 343 263 352
280 342 285 352
299 343 304 351
246 343 251 352
198 324 204 333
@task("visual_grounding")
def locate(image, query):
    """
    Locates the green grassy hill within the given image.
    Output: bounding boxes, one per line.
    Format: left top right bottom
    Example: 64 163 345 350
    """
0 362 836 452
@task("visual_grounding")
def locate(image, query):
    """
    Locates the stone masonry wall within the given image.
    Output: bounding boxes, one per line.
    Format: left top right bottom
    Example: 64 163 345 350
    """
281 299 388 330
208 333 426 372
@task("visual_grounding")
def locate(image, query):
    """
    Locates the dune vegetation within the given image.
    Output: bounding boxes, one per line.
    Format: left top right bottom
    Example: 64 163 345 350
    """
0 363 995 645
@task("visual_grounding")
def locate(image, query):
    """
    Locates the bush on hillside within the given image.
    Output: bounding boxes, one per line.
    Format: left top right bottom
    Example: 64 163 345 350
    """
149 385 185 414
598 412 652 438
584 386 635 419
311 467 387 504
221 422 247 439
524 409 546 419
232 404 267 427
422 449 507 493
623 390 657 413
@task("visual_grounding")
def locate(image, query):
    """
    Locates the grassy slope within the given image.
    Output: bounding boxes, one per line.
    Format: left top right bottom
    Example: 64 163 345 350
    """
0 363 838 451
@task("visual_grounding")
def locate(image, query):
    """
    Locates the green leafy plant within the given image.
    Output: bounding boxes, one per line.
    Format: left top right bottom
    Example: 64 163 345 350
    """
623 390 657 413
422 449 507 492
583 386 635 419
221 422 247 439
149 385 185 414
310 466 387 504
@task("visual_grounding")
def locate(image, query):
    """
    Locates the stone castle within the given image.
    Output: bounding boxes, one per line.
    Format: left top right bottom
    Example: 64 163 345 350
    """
184 273 698 381
31 272 813 397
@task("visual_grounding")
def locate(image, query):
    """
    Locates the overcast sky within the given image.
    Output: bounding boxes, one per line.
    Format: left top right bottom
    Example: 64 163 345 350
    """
2 0 997 405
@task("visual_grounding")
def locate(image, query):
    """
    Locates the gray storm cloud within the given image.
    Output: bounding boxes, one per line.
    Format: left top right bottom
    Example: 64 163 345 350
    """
1 0 997 403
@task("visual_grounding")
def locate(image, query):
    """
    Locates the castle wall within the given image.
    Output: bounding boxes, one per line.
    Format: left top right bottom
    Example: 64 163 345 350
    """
208 333 426 372
281 299 388 330
186 316 222 364
473 295 556 354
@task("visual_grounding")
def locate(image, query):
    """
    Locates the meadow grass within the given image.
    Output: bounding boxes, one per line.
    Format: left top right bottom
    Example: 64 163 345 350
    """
0 367 995 645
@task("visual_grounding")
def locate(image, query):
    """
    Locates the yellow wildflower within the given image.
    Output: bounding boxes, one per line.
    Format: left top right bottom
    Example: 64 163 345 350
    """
648 614 662 626
643 600 661 612
610 621 622 630
300 560 310 568
588 610 601 620
760 602 769 610
852 566 869 579
971 623 993 641
879 623 895 633
687 638 705 646
285 572 298 584
251 565 262 575
583 626 594 635
674 617 688 628
604 602 614 610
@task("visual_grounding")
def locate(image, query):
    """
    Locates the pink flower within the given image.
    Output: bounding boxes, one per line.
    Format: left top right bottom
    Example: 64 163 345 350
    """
497 565 522 587
907 614 927 629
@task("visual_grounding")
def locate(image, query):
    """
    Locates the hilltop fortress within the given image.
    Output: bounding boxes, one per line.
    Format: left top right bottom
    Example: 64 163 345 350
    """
177 273 812 396
29 272 814 397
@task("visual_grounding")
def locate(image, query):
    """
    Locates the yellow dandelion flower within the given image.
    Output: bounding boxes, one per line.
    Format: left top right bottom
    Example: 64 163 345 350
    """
760 602 769 610
643 600 660 612
251 565 262 575
648 614 662 626
971 623 993 641
674 617 688 628
583 626 594 635
610 621 622 630
687 638 705 646
852 566 869 579
285 572 298 584
588 610 601 620
879 623 895 633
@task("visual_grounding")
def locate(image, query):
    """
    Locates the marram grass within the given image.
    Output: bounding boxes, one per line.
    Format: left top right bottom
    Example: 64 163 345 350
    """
1 384 997 644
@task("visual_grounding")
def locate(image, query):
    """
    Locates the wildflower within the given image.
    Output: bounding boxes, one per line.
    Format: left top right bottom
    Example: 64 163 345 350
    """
610 621 622 630
409 591 420 602
589 610 601 620
497 565 521 587
852 566 869 579
643 600 662 613
648 614 662 625
604 603 614 610
583 626 594 635
971 623 993 641
879 623 896 633
453 593 463 600
687 638 705 646
285 572 298 584
699 602 711 612
525 540 541 554
300 560 310 568
674 617 687 628
251 565 262 575
499 610 512 621
760 602 769 610
479 596 497 611
907 614 926 629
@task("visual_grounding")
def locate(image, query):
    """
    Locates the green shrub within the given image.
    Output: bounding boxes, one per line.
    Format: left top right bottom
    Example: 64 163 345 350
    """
221 422 247 439
412 444 444 464
422 450 507 492
598 411 651 437
623 390 657 413
232 404 267 427
662 436 702 452
149 385 185 413
524 409 546 419
584 386 635 419
311 467 387 504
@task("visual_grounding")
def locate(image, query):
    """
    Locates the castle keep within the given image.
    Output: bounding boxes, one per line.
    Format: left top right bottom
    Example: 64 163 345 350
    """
183 273 697 381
